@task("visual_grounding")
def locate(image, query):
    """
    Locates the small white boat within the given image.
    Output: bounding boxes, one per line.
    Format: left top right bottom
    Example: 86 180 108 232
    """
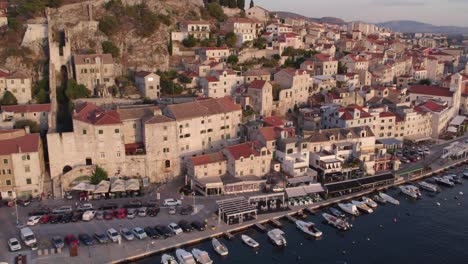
295 220 322 237
191 248 213 264
351 200 373 213
212 238 228 256
338 203 360 216
361 196 378 208
444 174 462 184
241 234 259 248
418 181 439 192
434 177 454 187
176 249 196 264
161 254 178 264
267 228 287 246
373 194 387 204
379 193 400 205
399 185 422 199
322 213 352 231
463 170 468 178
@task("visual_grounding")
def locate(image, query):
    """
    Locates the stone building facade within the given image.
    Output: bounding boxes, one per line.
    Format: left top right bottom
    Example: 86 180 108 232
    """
73 54 115 95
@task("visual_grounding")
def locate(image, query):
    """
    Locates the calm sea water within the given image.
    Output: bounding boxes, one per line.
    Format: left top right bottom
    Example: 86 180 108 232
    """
137 166 468 264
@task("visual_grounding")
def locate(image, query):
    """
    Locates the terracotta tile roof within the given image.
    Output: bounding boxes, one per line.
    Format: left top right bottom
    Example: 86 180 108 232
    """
280 68 307 76
226 17 256 24
145 115 175 124
0 133 40 155
420 101 447 113
117 106 158 120
304 126 374 143
191 152 226 166
259 127 279 141
225 142 260 160
263 116 284 127
315 53 337 62
135 71 156 78
1 104 51 113
248 80 267 90
204 76 219 83
166 97 241 120
74 54 114 65
8 71 29 79
409 85 453 97
73 102 121 125
243 69 270 76
379 112 396 118
0 69 8 78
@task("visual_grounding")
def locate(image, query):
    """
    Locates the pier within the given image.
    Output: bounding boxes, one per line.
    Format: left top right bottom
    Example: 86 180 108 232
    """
254 223 267 232
223 232 234 240
270 219 282 227
286 215 297 223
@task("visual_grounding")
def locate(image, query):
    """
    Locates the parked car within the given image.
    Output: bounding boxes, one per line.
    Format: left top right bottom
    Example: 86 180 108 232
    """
61 213 73 223
82 210 96 221
49 214 63 224
178 220 193 232
51 236 64 249
65 235 79 246
27 216 41 226
138 207 147 217
78 233 94 246
76 203 94 212
147 207 159 217
180 205 194 215
17 199 31 207
191 221 206 231
424 148 430 155
168 223 183 235
163 198 182 207
52 206 73 214
71 212 83 222
168 206 177 215
94 233 109 244
127 208 137 219
400 157 410 164
106 228 121 243
104 210 114 220
114 208 127 219
144 227 161 239
99 204 118 210
154 225 174 238
95 211 104 220
132 227 147 240
120 228 134 241
39 214 51 224
124 200 142 209
29 209 51 217
8 238 21 252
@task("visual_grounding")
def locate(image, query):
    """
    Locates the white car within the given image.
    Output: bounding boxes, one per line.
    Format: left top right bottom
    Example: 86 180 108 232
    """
132 227 147 240
127 208 137 219
106 228 121 243
8 238 22 252
424 148 430 155
52 205 73 214
82 210 96 221
120 228 135 241
27 216 41 226
77 203 94 212
168 223 183 235
163 198 182 207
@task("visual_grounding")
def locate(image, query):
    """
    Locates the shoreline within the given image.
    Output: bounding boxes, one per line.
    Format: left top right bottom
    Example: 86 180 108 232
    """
111 158 467 264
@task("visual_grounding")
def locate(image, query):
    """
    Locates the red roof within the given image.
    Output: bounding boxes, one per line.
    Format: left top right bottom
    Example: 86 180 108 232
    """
1 104 51 113
315 53 337 62
421 101 447 112
379 112 396 118
191 152 226 166
409 85 453 97
263 116 284 127
0 69 8 78
204 76 219 83
226 142 260 160
259 127 279 141
248 80 267 90
0 133 40 155
74 102 121 125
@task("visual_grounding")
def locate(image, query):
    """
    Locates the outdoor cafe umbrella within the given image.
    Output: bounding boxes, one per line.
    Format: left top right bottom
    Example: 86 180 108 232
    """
94 180 110 194
110 179 125 193
125 179 140 191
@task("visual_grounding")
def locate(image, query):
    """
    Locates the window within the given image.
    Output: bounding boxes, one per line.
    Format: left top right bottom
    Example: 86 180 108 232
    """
163 148 170 153
117 152 121 157
6 180 11 186
164 136 168 141
26 178 32 185
164 126 167 130
165 160 171 168
3 159 7 164
114 129 120 134
98 130 103 134
100 153 105 158
25 165 30 173
83 129 87 135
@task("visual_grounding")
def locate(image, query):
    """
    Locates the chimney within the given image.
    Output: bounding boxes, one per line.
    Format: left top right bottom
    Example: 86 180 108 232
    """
25 126 30 134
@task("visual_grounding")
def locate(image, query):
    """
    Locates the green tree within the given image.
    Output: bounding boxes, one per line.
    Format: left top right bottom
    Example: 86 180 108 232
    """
418 79 431 85
220 0 228 6
98 15 119 36
182 35 197 48
178 74 192 84
207 2 226 21
90 166 109 185
14 120 40 133
65 79 91 100
36 89 49 104
337 61 348 74
228 0 237 8
253 37 267 49
7 17 21 32
237 0 245 10
0 91 18 105
227 54 239 64
249 0 254 8
225 32 237 47
102 41 120 57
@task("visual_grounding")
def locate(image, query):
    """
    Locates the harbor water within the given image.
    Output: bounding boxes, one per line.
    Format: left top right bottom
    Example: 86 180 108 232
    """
136 166 468 264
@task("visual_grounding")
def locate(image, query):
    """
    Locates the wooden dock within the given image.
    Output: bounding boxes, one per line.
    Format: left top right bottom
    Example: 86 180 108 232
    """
224 232 234 240
306 207 318 215
254 223 267 232
286 215 297 223
271 219 282 227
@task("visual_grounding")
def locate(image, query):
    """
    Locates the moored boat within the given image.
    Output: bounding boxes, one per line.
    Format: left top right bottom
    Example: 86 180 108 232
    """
241 234 259 248
399 185 422 199
338 203 360 216
329 207 345 218
295 220 322 237
434 176 454 187
322 213 352 230
463 170 468 179
176 249 196 264
351 200 373 213
191 248 213 264
379 192 400 205
418 181 439 192
445 174 462 184
361 196 378 208
267 229 287 246
161 254 178 264
373 194 387 204
212 238 228 256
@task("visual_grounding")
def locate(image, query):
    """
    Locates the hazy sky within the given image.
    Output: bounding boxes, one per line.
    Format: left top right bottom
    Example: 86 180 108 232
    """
252 0 468 27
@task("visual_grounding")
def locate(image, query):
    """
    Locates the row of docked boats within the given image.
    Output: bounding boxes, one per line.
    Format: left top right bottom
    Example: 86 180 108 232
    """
162 238 228 264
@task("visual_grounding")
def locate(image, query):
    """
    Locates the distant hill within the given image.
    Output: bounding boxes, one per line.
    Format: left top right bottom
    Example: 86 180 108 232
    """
377 20 468 35
276 11 346 25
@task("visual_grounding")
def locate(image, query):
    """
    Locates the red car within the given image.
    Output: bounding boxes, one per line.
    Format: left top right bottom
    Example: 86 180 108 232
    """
39 214 50 224
114 208 127 219
65 235 79 246
104 210 114 220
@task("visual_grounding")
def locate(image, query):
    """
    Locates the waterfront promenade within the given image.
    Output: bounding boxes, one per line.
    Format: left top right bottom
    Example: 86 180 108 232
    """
7 150 465 264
